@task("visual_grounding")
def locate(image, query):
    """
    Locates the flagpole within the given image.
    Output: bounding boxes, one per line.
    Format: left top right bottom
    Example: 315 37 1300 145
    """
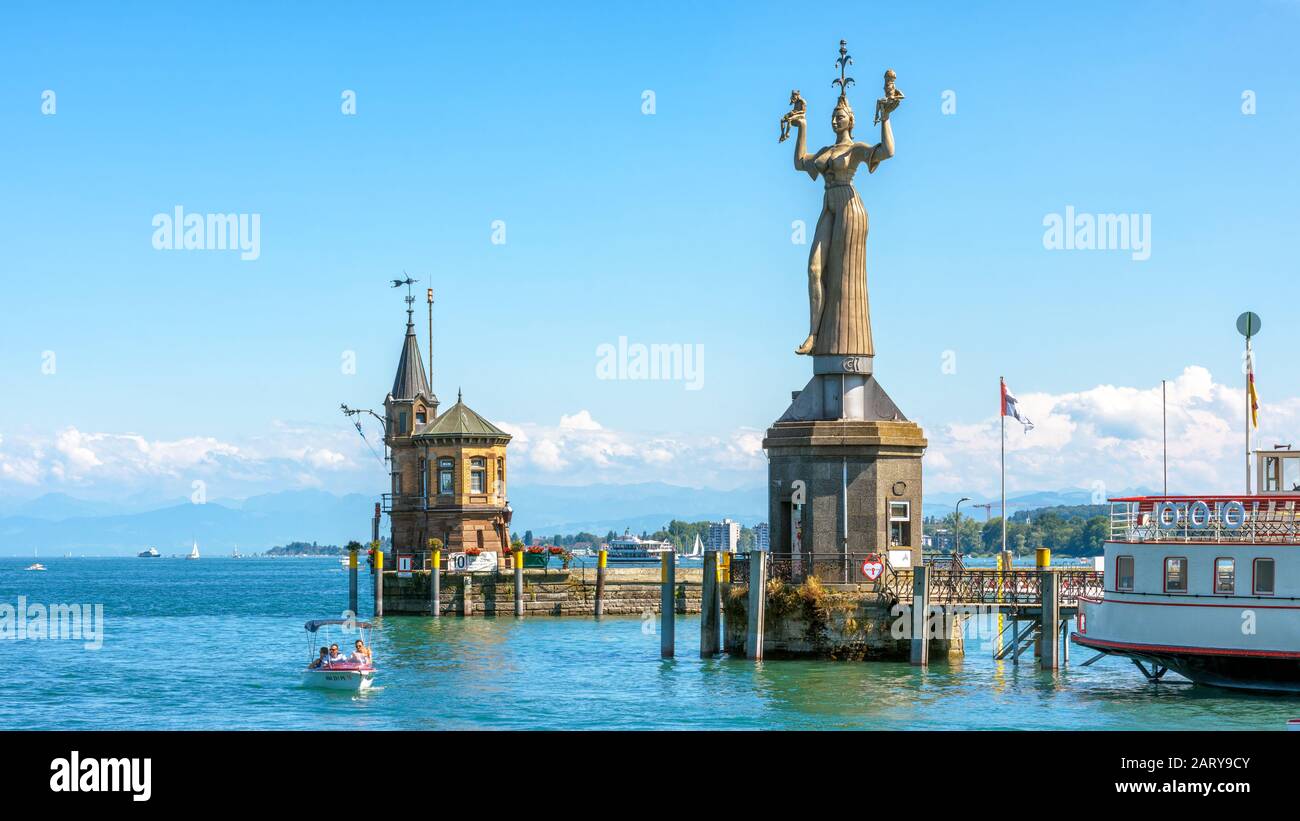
1000 376 1006 555
1246 335 1252 495
1162 379 1167 496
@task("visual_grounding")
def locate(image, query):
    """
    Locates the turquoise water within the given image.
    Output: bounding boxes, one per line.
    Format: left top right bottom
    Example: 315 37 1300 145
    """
3 557 1297 730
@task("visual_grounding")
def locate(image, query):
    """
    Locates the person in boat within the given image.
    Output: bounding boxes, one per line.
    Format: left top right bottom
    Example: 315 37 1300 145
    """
308 647 329 669
327 644 346 665
350 639 373 666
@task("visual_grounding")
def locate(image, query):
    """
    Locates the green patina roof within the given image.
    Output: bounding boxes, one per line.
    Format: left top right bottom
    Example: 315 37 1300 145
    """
415 399 510 440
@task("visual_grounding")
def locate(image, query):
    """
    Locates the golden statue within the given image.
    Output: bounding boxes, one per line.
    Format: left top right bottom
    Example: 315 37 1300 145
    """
786 41 898 357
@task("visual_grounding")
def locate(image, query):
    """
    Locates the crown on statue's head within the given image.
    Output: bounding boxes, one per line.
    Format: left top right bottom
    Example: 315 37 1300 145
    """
832 39 855 104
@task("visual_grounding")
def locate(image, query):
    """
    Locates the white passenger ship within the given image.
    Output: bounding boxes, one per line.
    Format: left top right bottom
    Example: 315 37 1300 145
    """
1074 447 1300 692
606 530 673 563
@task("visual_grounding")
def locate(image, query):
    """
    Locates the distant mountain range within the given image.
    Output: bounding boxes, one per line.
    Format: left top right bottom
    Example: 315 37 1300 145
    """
923 487 1159 518
0 483 1144 556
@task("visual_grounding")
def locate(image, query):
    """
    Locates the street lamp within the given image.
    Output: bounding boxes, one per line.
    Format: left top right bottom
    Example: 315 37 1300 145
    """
954 497 972 560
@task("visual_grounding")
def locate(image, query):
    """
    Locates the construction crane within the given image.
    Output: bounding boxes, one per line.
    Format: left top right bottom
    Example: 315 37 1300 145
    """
971 502 1021 521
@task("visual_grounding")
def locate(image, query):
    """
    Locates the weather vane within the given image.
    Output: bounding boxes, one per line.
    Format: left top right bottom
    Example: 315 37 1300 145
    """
391 271 418 321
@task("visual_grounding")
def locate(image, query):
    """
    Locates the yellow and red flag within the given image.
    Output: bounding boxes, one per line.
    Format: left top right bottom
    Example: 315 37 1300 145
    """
1248 357 1260 429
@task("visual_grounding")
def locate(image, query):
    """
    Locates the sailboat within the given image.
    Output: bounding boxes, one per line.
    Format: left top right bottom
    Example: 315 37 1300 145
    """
232 545 242 559
682 534 704 559
186 540 201 560
25 548 46 571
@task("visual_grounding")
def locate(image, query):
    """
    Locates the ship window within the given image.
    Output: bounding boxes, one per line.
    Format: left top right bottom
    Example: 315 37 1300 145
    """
1164 557 1188 593
1214 558 1235 594
1115 556 1134 591
470 458 486 493
438 458 454 495
1254 558 1276 595
889 502 910 547
1287 459 1300 493
1264 456 1281 492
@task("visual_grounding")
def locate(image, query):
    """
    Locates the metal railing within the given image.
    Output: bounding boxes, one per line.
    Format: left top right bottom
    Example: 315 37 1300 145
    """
731 552 896 586
729 552 1102 607
1108 496 1300 544
381 493 433 512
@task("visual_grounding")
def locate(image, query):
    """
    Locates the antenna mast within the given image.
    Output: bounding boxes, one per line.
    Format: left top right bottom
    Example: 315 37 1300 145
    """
427 286 435 392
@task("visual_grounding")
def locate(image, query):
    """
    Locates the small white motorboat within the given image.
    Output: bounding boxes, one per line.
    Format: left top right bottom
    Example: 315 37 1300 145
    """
24 563 47 572
300 618 376 692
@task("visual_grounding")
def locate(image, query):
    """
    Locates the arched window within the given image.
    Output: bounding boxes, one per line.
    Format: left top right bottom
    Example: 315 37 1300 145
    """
470 458 486 494
438 458 454 495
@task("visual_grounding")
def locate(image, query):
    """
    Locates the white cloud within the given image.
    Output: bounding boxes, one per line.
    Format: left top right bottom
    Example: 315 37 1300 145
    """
0 422 372 501
499 410 765 488
558 410 602 431
923 366 1297 497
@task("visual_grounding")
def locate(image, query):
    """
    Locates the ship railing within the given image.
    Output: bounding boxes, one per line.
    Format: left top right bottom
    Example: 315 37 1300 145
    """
1108 496 1300 543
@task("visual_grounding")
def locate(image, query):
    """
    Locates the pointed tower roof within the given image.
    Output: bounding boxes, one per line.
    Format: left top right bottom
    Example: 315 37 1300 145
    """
416 396 511 441
390 318 434 402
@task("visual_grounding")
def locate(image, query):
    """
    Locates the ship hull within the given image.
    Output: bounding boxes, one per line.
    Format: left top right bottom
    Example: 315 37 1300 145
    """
1073 633 1300 693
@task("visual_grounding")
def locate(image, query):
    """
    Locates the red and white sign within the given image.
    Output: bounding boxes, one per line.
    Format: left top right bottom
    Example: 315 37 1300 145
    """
860 555 884 581
397 555 413 578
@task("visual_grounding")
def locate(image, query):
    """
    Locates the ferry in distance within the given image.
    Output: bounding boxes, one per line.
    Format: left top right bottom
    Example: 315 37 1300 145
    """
1074 446 1300 692
138 547 161 558
606 530 673 563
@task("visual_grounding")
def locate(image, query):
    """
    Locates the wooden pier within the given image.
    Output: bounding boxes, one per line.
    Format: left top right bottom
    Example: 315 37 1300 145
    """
723 551 1103 668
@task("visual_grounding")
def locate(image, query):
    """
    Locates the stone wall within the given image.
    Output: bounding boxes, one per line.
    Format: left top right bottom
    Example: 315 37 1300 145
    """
380 567 702 616
721 579 963 661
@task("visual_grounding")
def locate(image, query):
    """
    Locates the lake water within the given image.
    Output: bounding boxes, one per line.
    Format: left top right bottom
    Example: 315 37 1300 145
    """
4 557 1297 730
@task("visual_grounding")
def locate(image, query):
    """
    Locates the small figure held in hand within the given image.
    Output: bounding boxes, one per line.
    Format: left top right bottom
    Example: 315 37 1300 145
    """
779 89 806 143
873 69 904 125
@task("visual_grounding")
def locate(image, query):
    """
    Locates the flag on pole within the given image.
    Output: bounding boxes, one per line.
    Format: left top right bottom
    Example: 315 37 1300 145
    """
1248 356 1260 429
1001 379 1034 431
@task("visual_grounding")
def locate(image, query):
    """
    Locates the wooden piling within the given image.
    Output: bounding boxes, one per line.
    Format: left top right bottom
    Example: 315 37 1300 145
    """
430 549 441 617
1040 569 1060 670
1034 548 1051 658
909 564 929 666
513 549 524 617
744 551 766 660
372 544 383 618
594 549 607 618
348 546 358 616
660 551 675 658
700 549 721 657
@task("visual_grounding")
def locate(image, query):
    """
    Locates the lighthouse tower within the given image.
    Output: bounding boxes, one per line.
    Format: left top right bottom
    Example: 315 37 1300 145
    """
382 302 512 556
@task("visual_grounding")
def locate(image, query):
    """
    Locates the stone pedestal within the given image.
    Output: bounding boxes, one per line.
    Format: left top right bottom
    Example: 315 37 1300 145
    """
764 357 926 570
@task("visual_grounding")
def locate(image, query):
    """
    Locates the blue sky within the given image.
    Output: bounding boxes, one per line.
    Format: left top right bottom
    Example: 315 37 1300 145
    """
1 1 1298 503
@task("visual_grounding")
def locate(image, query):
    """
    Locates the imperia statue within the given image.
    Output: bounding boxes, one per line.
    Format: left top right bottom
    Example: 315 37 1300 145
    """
784 41 901 357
